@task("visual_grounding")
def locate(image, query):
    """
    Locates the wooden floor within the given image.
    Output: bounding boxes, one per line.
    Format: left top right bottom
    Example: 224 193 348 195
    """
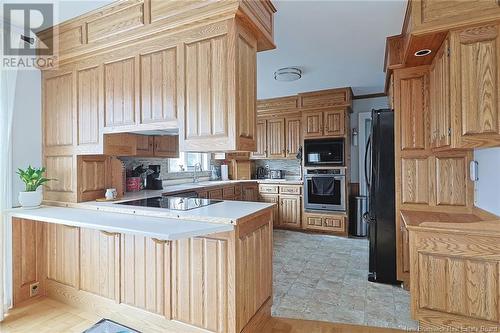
0 297 409 333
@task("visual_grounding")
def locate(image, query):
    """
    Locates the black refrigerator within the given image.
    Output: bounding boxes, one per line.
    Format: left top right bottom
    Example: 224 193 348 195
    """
364 109 398 285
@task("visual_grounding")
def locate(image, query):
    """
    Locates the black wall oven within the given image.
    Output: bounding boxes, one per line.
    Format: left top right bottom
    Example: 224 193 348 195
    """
304 168 346 212
303 138 344 166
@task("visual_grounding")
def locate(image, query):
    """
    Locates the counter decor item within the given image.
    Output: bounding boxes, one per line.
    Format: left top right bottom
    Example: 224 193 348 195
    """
16 166 52 209
105 188 117 201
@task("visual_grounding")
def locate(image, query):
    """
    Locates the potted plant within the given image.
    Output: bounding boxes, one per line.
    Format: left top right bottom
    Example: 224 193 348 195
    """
17 166 52 208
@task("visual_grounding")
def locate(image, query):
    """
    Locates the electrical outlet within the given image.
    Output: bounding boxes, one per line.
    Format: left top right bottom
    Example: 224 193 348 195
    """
29 282 39 297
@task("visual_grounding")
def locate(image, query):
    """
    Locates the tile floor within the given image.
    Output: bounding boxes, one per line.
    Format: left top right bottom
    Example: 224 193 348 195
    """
272 230 419 331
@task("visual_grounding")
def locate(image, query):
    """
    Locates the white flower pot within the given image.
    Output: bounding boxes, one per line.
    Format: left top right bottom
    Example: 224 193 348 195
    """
18 191 42 209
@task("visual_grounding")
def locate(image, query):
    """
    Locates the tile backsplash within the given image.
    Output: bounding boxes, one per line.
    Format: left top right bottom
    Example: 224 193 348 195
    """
254 159 302 179
119 157 210 180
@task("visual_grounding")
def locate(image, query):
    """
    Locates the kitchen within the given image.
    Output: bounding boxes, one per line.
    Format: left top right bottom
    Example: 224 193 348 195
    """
1 1 500 333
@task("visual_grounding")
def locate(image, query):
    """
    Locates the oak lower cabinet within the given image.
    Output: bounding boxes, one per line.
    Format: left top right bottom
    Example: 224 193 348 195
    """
409 222 500 330
279 195 301 229
303 211 347 235
241 183 259 201
259 193 280 226
208 188 223 200
12 209 274 333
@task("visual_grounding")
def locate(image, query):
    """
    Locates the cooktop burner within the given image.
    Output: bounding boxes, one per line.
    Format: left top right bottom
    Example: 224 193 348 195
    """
117 196 223 211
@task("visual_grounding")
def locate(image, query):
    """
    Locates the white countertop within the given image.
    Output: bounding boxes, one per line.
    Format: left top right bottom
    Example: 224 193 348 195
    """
8 206 234 240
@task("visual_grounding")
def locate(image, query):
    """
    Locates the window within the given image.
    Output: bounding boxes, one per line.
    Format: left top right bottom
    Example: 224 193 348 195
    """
168 153 210 172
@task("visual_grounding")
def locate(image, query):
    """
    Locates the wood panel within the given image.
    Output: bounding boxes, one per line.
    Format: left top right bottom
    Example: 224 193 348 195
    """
183 35 228 141
399 70 427 150
401 157 430 204
77 155 109 202
154 135 179 158
171 236 229 332
236 221 272 332
46 224 79 288
450 24 500 148
429 37 451 149
140 47 178 124
267 118 285 158
80 228 120 301
324 109 345 136
257 96 298 113
12 219 46 305
285 116 301 158
435 155 468 206
104 57 136 128
251 119 267 158
86 2 145 43
77 66 101 146
279 195 301 229
298 88 352 109
302 111 323 138
44 73 73 147
121 234 170 315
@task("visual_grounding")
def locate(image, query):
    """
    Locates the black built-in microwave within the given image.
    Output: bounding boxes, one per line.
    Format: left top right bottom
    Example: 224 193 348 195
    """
303 138 344 166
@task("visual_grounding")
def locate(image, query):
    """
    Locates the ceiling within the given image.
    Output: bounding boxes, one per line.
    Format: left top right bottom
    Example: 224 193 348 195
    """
8 0 406 99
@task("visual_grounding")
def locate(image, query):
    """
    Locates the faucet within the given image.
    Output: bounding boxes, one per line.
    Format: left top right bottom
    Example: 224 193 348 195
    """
193 162 202 183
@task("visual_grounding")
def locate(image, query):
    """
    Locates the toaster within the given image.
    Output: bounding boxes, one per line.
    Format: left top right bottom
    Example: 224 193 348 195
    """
269 170 284 179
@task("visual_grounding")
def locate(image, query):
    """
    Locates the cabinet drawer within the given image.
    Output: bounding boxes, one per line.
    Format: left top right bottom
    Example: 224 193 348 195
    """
279 185 301 195
324 217 343 230
304 213 346 234
259 185 279 194
222 186 235 199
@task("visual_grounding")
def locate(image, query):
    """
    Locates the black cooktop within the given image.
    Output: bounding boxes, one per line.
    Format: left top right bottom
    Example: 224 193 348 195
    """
117 196 223 211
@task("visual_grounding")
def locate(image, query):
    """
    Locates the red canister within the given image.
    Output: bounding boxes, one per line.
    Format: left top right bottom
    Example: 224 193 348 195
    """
126 177 142 192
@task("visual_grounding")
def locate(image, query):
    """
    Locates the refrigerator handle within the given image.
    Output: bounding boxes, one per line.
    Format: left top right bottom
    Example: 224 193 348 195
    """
364 136 371 192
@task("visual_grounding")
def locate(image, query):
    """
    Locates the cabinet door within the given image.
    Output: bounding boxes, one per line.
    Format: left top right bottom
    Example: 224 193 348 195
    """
267 118 286 158
47 224 79 288
397 67 428 150
430 38 451 149
324 109 345 137
251 119 267 158
136 135 154 157
154 135 179 158
208 188 223 200
285 117 301 158
303 111 324 138
279 195 301 229
121 235 170 315
259 194 279 226
80 229 120 301
242 185 258 202
104 57 136 128
451 24 500 148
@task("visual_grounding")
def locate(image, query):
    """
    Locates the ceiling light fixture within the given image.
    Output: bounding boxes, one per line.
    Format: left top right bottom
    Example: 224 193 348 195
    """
414 49 432 57
274 67 302 82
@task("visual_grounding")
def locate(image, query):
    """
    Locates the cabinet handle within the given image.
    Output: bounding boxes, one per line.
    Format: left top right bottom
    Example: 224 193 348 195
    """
100 230 120 237
152 238 170 245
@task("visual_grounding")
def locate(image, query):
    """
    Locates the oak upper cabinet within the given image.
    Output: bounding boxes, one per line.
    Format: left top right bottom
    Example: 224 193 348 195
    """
279 195 301 229
303 111 324 138
104 58 136 129
267 118 286 158
450 23 500 148
429 37 451 149
136 135 154 157
153 135 179 158
179 20 258 152
394 66 429 151
303 108 346 138
251 118 267 158
285 116 302 158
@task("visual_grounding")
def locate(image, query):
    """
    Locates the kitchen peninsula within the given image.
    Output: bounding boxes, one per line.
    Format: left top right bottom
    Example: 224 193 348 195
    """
8 195 275 333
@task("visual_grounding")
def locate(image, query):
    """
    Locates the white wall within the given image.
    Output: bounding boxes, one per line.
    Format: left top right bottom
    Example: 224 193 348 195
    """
350 96 389 183
474 147 500 216
11 70 42 206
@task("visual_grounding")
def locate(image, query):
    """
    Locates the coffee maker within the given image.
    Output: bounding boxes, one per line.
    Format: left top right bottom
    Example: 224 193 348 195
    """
146 165 163 190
